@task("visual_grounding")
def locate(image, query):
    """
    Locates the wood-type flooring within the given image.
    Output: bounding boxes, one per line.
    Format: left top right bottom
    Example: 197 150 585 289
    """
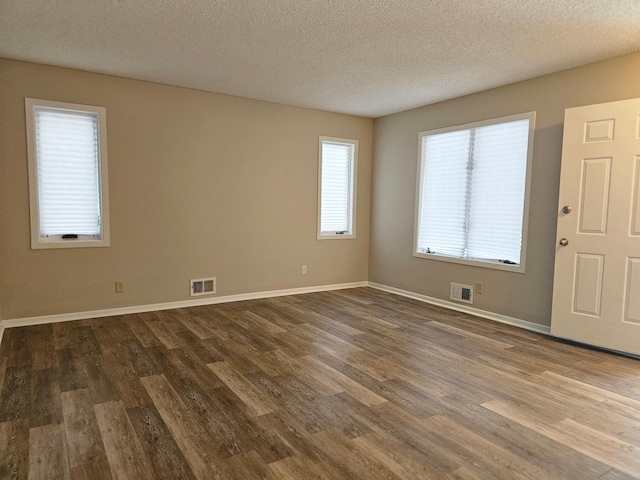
0 287 639 479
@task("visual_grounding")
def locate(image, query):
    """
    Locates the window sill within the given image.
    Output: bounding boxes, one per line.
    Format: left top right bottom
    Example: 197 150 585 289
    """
31 238 110 250
317 233 356 240
413 251 525 273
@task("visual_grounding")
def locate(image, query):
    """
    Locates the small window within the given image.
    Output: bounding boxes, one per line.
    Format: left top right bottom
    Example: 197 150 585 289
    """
318 137 357 239
25 98 110 249
414 112 535 272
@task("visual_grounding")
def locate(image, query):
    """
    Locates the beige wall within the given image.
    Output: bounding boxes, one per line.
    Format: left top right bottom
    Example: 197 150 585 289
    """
0 59 373 319
370 52 640 326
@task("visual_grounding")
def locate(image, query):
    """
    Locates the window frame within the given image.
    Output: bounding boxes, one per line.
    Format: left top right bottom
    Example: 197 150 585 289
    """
317 136 358 240
413 112 535 273
25 98 110 249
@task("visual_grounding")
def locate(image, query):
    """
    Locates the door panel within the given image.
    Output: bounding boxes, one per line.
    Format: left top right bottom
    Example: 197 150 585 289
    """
625 258 640 324
572 253 603 316
631 157 640 235
551 98 640 355
578 158 610 234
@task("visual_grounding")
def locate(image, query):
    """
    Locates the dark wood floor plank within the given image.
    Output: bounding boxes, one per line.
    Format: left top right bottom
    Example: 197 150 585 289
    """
125 314 163 348
0 365 32 422
27 324 55 371
99 348 154 409
4 328 33 367
82 355 120 406
127 404 208 480
56 349 88 393
0 419 29 480
30 367 62 427
0 288 639 479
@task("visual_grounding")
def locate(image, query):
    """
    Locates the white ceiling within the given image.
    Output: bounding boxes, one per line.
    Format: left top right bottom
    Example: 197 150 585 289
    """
2 0 640 118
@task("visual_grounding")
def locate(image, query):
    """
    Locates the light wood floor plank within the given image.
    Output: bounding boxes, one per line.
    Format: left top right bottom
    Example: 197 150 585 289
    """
94 400 155 480
28 423 70 480
207 361 274 416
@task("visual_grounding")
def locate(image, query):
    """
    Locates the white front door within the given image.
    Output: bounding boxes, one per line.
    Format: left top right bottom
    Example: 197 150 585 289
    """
551 98 640 356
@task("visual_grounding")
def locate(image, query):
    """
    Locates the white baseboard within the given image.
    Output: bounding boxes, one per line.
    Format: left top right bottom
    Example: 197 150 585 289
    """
1 281 368 329
368 282 551 335
0 280 551 337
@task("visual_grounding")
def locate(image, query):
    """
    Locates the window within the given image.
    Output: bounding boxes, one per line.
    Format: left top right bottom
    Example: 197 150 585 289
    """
414 112 535 272
25 98 110 249
318 137 357 239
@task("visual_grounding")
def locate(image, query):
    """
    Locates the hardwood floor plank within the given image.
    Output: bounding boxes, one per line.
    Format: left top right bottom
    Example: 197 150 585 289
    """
82 355 120 406
126 404 198 480
61 389 108 469
0 365 32 422
207 361 274 416
126 314 163 348
437 393 613 479
0 356 6 403
100 349 153 409
310 428 398 480
298 356 387 406
56 349 88 393
351 430 449 479
30 367 62 427
28 423 69 480
4 328 33 367
483 399 640 478
0 420 29 480
27 324 56 371
69 460 113 480
422 414 558 480
94 400 155 480
140 374 207 439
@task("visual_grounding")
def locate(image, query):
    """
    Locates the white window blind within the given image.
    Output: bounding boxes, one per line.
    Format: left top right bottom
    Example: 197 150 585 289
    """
318 138 357 238
415 113 534 270
35 107 102 236
26 98 110 249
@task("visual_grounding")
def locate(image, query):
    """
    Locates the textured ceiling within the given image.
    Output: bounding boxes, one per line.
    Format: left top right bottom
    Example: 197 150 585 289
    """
1 0 640 117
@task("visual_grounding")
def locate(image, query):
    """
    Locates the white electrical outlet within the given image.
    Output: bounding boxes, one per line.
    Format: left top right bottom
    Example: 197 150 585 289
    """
301 265 307 275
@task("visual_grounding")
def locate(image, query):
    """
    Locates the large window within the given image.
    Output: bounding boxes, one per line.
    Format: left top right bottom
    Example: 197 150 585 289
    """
25 98 110 249
414 112 535 272
318 137 357 239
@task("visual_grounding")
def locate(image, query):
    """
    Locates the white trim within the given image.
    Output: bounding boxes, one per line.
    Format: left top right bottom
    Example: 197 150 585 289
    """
0 325 4 346
368 282 551 335
1 281 368 328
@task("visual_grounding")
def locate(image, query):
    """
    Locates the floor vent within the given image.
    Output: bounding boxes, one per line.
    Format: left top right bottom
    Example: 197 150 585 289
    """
190 277 216 297
450 283 473 304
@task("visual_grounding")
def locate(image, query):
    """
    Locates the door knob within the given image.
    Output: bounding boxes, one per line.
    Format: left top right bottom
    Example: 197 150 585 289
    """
562 205 572 214
559 238 569 246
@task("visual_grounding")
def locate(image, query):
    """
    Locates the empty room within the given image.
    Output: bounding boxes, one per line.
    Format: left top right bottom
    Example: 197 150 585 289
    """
1 1 640 479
